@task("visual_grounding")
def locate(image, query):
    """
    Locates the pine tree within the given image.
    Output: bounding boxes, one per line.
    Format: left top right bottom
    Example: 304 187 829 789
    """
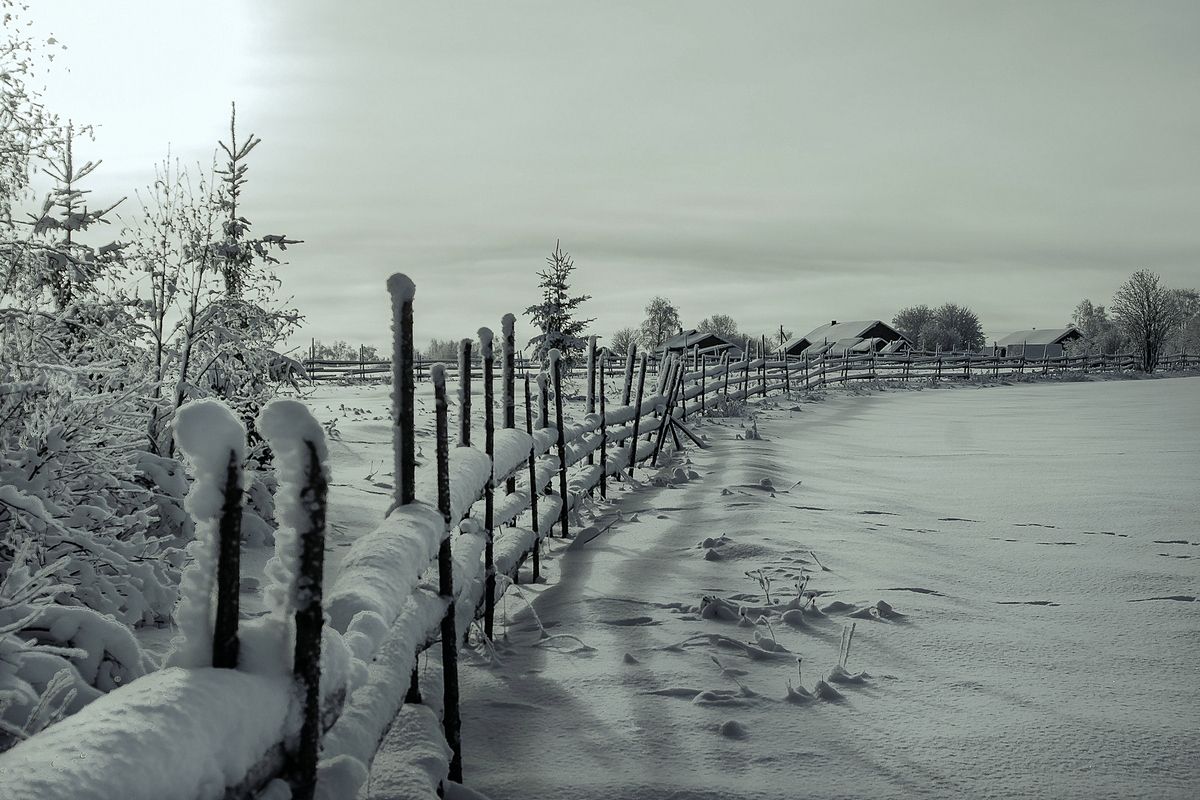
524 240 594 368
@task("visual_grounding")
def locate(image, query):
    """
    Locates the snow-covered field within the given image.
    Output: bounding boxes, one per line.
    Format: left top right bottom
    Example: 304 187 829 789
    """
437 375 1200 800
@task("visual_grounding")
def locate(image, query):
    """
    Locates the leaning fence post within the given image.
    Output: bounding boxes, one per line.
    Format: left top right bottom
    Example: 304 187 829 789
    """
628 353 648 474
524 375 541 581
551 350 569 538
432 365 463 783
742 339 751 399
622 344 636 406
479 328 497 639
458 339 472 447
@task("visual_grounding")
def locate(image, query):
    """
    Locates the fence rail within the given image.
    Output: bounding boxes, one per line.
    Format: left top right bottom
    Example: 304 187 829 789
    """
6 288 1196 800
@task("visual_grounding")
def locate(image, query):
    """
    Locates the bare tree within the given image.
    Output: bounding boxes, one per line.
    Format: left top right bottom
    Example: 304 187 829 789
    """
639 296 680 350
608 327 638 355
696 313 739 340
1111 269 1181 372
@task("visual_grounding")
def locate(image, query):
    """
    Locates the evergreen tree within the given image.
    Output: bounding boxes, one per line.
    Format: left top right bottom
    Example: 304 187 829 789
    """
524 240 593 368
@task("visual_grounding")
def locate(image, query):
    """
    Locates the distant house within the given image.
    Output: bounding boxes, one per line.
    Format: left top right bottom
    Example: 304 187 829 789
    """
993 327 1082 359
661 329 741 358
776 320 911 357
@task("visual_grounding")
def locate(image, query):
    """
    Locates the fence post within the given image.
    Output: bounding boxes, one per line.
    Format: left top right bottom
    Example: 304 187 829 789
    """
288 436 327 800
480 328 496 640
622 345 635 406
599 351 608 499
783 352 790 394
742 339 751 399
387 274 419 704
699 353 707 415
432 365 463 783
759 335 767 397
458 339 472 447
551 351 569 538
628 353 648 474
502 314 516 495
524 375 541 582
213 451 243 669
722 352 730 398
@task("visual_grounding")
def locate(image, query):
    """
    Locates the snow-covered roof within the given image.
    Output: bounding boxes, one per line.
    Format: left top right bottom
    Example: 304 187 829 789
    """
662 329 738 352
801 320 907 345
994 327 1082 347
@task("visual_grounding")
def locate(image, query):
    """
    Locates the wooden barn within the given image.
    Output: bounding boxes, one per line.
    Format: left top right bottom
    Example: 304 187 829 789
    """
661 329 741 358
993 327 1082 359
775 320 911 357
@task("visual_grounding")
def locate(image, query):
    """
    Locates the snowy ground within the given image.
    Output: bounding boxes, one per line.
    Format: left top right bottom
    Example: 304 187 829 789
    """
441 375 1200 800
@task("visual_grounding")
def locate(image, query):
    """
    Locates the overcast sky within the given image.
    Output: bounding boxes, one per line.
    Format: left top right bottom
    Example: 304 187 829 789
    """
32 1 1200 351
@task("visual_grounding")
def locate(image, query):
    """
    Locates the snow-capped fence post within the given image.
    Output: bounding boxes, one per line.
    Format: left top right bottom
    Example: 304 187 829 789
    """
171 399 247 671
722 351 731 398
783 352 790 394
258 399 329 800
503 314 517 495
524 375 541 581
699 352 707 414
213 451 244 669
459 338 472 447
551 350 570 538
628 353 648 474
389 274 417 507
432 364 464 783
622 344 636 405
599 350 609 500
292 447 326 799
480 327 497 640
388 273 422 706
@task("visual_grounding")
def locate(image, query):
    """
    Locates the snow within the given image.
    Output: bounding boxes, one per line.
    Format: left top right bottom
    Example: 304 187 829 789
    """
324 503 446 634
477 327 493 360
0 667 293 800
362 702 450 800
452 376 1200 800
168 399 247 668
387 273 417 303
257 398 328 618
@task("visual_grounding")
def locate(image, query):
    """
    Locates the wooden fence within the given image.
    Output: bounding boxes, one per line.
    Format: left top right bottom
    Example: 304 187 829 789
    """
6 278 1197 800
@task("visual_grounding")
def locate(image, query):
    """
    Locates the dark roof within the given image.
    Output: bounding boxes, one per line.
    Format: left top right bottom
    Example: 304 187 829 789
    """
994 327 1082 347
662 329 738 352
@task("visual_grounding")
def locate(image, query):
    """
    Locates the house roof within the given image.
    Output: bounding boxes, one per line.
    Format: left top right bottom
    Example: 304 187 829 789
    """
800 320 907 346
662 329 738 352
994 327 1082 347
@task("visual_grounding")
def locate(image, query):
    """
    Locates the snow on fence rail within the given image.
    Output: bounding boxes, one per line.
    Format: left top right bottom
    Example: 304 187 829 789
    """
6 278 1195 800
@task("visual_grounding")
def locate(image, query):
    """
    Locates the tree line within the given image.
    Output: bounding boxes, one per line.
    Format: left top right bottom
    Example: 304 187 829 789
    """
519 239 1197 376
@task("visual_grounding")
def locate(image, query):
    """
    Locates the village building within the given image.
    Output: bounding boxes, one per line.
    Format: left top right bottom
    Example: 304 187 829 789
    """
661 329 742 358
775 320 911 357
992 327 1083 359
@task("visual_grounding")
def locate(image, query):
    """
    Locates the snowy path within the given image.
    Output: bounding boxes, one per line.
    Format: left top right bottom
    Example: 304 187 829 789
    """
455 376 1200 800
